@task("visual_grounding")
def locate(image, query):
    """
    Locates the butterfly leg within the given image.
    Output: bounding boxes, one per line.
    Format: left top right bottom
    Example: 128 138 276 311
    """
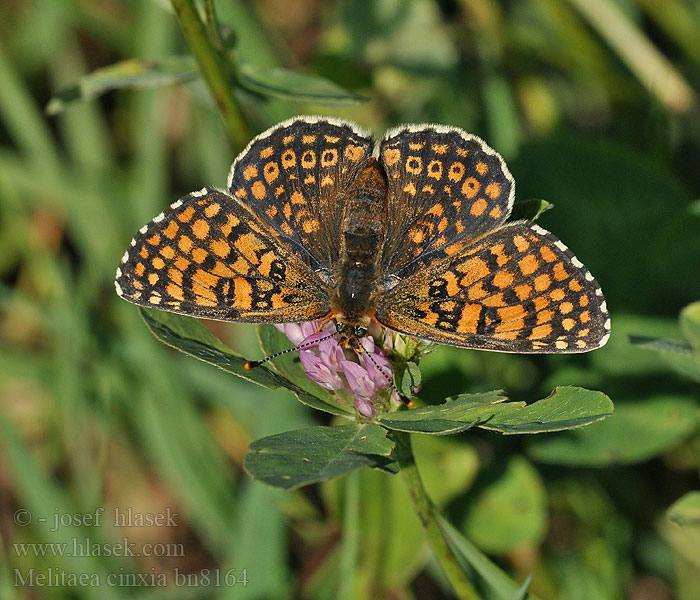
316 311 337 332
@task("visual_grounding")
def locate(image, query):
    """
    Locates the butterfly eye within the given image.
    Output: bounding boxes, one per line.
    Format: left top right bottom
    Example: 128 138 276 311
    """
354 326 367 338
335 322 346 334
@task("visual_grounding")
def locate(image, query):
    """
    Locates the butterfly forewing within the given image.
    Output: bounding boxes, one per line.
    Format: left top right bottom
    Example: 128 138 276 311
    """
115 188 329 322
379 125 514 280
228 117 374 270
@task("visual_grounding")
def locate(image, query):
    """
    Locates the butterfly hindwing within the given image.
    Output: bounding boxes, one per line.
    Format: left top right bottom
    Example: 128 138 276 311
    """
375 222 610 353
115 188 330 322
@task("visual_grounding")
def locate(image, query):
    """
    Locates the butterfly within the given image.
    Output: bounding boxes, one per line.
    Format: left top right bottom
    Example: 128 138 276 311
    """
115 116 610 354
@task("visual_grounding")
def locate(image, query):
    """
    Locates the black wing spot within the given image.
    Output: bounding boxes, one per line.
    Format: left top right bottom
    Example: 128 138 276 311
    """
269 259 286 283
428 278 449 299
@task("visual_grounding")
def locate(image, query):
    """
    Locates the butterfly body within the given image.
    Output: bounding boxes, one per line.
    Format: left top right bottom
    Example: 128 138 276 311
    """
116 117 610 354
332 157 388 333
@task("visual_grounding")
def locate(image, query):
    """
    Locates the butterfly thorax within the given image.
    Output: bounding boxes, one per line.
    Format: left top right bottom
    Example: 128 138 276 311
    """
330 158 388 330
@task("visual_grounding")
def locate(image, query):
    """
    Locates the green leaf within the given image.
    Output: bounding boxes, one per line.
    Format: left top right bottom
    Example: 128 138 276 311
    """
668 492 700 528
510 198 553 222
480 386 614 434
378 386 612 436
690 198 700 217
628 334 700 382
400 362 422 397
665 492 700 600
140 309 349 416
46 56 197 114
628 335 694 355
141 308 282 388
680 301 700 366
511 575 534 600
459 457 548 554
589 314 686 378
414 435 479 508
257 324 354 417
436 514 538 600
527 395 699 466
324 466 428 593
377 390 511 435
244 424 396 489
237 64 368 105
583 314 700 385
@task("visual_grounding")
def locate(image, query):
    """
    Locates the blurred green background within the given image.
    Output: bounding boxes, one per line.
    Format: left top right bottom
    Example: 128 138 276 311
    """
1 1 700 598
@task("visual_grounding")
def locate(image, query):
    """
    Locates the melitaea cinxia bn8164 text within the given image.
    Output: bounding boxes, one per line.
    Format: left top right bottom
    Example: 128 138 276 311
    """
115 116 610 353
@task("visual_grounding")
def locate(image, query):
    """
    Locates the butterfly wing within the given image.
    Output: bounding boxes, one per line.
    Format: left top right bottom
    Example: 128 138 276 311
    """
378 124 514 280
115 188 330 322
375 223 610 352
228 117 374 270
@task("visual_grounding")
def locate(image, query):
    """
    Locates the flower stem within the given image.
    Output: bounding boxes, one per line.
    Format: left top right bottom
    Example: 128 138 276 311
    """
170 0 251 149
392 430 480 600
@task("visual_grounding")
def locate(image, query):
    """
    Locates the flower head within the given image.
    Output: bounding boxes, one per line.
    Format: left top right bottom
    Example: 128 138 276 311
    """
275 320 398 418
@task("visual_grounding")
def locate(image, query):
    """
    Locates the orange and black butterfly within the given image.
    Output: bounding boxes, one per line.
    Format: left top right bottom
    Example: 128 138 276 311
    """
115 117 610 353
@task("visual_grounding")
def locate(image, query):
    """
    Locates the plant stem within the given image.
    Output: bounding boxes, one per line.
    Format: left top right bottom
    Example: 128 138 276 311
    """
202 0 225 52
339 470 360 600
170 0 251 149
567 0 695 113
392 430 480 600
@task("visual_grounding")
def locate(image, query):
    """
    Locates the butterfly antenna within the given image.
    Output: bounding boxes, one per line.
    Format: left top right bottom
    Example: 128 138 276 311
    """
244 331 337 370
354 343 413 407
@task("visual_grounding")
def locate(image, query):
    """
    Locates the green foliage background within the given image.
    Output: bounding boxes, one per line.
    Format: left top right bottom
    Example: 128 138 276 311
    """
1 1 699 598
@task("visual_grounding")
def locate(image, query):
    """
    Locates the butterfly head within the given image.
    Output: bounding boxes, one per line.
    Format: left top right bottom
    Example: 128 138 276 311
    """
334 318 370 346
